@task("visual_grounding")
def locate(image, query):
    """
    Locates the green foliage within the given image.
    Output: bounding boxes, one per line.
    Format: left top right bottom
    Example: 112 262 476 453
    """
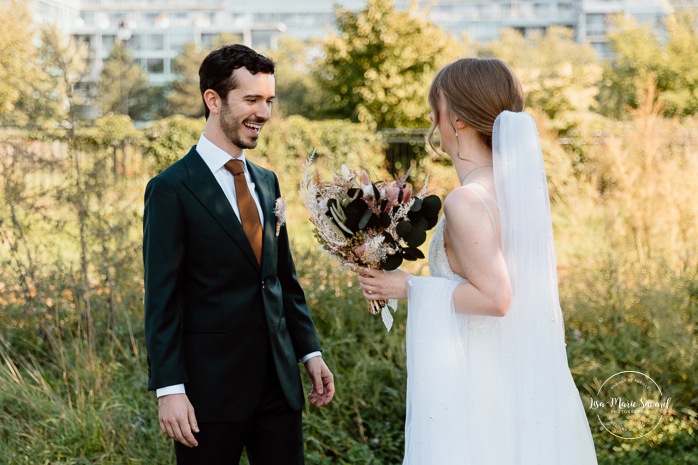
296 252 408 464
261 37 325 119
318 0 455 129
601 11 698 118
482 27 603 133
140 115 204 174
660 11 698 117
99 42 148 119
0 0 34 119
7 25 90 128
254 115 386 204
168 41 206 118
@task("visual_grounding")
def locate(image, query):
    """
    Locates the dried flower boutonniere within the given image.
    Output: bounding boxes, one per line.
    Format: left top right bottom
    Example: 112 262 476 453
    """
274 197 287 236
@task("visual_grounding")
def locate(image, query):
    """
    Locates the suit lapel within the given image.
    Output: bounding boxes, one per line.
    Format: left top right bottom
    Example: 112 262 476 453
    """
181 148 260 269
247 160 275 274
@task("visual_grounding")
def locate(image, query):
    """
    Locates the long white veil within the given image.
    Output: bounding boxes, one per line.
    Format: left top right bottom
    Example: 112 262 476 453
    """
493 111 597 463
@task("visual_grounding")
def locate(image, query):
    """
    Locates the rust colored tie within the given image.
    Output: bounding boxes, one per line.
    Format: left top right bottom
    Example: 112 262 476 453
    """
225 159 263 264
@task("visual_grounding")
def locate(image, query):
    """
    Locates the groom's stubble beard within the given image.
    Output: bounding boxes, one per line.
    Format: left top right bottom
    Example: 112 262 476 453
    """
219 100 266 150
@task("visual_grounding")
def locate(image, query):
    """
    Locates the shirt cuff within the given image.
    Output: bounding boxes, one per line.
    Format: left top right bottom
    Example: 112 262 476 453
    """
300 351 322 363
156 384 186 398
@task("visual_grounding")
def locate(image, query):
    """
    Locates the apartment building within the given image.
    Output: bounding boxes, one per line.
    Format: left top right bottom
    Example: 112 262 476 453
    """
26 0 689 117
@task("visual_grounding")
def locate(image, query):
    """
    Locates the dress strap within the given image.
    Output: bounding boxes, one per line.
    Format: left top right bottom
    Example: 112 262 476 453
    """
463 183 498 232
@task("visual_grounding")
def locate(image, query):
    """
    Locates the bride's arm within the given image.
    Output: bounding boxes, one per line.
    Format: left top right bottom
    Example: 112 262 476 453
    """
445 187 511 317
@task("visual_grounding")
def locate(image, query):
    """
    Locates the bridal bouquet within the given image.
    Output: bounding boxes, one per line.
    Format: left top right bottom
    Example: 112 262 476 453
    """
301 150 441 330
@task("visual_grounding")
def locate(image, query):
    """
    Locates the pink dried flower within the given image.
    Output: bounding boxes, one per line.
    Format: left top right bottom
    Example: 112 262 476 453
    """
402 185 412 204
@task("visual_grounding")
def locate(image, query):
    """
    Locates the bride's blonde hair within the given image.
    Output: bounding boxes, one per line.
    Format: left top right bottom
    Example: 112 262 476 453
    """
427 58 524 152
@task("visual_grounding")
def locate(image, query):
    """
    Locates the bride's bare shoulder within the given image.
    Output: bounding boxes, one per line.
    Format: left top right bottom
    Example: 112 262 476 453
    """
443 186 496 234
444 186 485 216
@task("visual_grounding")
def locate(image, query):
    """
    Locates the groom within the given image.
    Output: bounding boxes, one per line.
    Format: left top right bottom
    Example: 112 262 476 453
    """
143 44 334 464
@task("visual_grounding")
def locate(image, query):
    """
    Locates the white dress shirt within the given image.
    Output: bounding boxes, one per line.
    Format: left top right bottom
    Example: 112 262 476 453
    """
156 134 320 398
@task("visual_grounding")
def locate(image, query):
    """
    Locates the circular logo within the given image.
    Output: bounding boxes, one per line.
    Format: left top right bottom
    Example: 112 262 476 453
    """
588 371 671 439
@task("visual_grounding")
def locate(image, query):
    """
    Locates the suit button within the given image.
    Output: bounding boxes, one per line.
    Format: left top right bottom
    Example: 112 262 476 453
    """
261 280 265 289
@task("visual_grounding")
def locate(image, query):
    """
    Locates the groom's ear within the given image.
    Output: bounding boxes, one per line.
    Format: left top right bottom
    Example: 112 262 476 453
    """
203 89 222 115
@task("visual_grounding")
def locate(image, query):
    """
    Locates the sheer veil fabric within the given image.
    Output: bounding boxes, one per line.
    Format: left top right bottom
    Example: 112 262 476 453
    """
404 112 597 464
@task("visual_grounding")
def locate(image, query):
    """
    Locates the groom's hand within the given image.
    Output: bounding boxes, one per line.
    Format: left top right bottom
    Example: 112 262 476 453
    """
304 356 335 407
158 393 200 447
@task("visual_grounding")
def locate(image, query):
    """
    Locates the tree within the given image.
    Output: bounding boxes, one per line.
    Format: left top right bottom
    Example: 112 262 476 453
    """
661 11 698 117
34 26 90 127
0 0 36 124
9 25 88 128
168 41 206 118
261 37 324 119
167 33 241 118
599 11 698 118
483 27 602 133
599 14 665 118
141 115 204 174
99 41 147 118
318 0 455 129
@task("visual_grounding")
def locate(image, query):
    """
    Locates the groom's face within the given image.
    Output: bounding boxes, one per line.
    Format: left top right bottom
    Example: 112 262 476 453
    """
219 67 275 150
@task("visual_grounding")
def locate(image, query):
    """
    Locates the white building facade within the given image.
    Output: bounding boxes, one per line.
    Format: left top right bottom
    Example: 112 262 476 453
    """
26 0 693 114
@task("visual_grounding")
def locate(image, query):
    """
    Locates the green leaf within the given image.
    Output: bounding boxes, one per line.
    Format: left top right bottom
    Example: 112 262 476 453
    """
410 197 423 212
358 209 374 230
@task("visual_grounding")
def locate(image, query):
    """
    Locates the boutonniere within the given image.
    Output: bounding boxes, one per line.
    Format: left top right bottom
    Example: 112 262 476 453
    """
274 197 287 236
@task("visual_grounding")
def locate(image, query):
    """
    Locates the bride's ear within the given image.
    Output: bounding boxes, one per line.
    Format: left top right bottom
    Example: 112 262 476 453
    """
452 116 468 130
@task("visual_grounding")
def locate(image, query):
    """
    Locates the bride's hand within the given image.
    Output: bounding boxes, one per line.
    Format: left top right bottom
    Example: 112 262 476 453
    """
356 268 410 301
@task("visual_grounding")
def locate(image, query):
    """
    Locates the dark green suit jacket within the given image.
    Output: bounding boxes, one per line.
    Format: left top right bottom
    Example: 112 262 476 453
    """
143 146 321 422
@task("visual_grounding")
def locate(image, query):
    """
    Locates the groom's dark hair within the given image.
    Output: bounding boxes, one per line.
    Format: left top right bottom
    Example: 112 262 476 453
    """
199 44 275 119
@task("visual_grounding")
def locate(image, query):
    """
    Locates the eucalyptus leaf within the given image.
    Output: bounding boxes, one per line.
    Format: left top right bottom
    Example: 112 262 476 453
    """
358 209 374 230
396 221 412 238
382 253 403 271
406 228 427 248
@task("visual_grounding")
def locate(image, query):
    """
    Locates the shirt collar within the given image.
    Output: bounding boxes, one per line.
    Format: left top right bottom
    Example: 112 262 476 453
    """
196 133 247 174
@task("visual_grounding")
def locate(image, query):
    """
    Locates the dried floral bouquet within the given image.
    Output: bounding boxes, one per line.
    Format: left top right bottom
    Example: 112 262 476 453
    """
301 151 441 329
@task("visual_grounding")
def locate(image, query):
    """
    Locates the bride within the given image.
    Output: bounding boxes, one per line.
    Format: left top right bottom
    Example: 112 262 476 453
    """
356 58 598 464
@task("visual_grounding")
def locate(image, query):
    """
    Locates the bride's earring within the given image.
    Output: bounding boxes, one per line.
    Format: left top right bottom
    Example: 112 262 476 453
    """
454 130 468 161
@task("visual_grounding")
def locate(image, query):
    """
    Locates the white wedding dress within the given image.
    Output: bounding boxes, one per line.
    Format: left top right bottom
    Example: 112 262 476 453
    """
403 112 598 465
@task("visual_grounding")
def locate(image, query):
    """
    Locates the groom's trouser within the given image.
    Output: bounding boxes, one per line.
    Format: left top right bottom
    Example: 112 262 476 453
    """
174 362 304 465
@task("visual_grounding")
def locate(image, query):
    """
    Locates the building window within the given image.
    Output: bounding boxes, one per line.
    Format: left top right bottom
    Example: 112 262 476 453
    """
534 2 551 16
145 34 164 50
127 34 142 51
146 58 165 74
144 12 158 24
586 13 606 39
102 34 116 51
201 33 216 48
170 31 194 51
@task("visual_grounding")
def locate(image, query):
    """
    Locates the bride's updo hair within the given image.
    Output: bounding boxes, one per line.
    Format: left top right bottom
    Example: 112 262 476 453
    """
428 58 524 151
